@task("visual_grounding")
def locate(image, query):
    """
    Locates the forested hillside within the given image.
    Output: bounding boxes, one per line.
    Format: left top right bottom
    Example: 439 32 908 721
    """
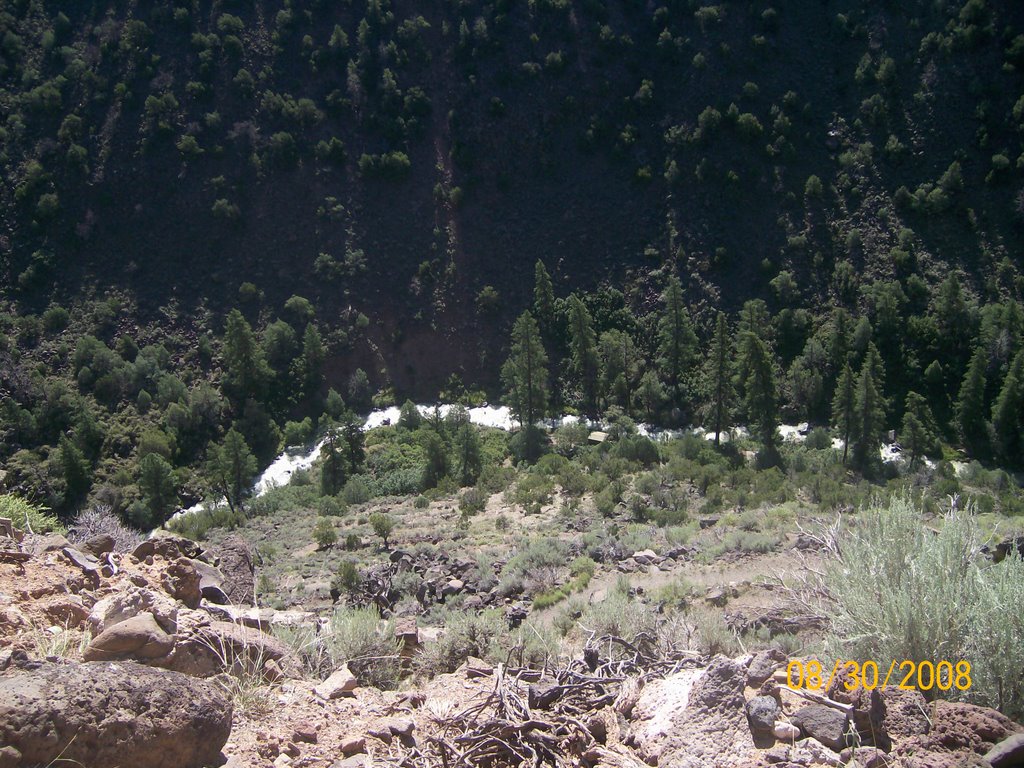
1 0 1023 523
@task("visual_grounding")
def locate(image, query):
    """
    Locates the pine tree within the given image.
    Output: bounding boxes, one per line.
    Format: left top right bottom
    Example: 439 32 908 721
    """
139 453 178 524
454 421 482 486
831 362 856 465
657 274 698 416
341 413 365 474
320 429 347 496
702 312 734 446
58 434 91 509
956 346 989 457
740 333 778 457
901 391 939 468
300 323 325 394
421 431 448 489
992 351 1023 465
636 370 665 423
852 356 886 470
534 260 556 334
566 294 600 417
502 311 549 427
207 428 257 513
222 309 270 404
599 330 639 414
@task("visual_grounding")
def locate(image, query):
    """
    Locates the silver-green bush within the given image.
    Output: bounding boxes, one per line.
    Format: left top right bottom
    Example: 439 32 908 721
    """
823 494 1024 717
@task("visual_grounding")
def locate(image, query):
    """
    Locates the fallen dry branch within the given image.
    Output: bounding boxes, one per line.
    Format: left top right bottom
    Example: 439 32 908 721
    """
377 637 707 767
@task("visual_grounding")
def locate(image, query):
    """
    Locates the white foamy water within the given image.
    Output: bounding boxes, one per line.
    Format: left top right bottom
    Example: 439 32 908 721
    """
170 406 907 525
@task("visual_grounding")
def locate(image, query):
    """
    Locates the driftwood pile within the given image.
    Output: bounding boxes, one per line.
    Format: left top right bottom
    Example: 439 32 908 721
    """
376 634 704 767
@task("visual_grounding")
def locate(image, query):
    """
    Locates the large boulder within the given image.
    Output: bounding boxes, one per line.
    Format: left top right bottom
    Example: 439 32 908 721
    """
169 613 300 678
792 703 853 751
893 701 1023 768
630 656 755 767
0 660 232 768
132 531 205 562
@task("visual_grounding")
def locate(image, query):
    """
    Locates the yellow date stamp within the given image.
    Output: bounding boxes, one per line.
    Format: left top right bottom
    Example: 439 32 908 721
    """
786 659 972 693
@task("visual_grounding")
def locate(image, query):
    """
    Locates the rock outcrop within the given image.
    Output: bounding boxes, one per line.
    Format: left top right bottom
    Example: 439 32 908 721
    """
0 660 232 768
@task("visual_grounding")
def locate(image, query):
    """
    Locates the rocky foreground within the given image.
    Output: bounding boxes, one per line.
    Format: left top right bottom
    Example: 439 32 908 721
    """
2 522 1023 768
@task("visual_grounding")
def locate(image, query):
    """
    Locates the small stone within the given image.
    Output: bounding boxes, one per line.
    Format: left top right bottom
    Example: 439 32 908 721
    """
292 722 318 744
464 656 494 678
0 746 22 768
792 736 842 766
747 649 786 686
338 736 366 756
839 746 890 768
315 666 358 700
773 721 801 741
273 754 293 767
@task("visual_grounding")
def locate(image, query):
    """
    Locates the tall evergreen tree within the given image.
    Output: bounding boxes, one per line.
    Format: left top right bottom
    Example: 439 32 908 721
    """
222 309 271 405
502 311 549 427
740 333 778 457
453 421 482 486
207 428 257 513
300 322 325 394
831 362 856 465
421 431 448 489
991 351 1023 465
599 329 639 414
852 355 886 470
901 391 940 468
138 453 178 524
533 260 556 334
636 370 665 423
320 429 347 496
956 346 989 457
566 294 600 417
656 274 698 417
702 312 734 446
57 434 91 510
341 412 366 474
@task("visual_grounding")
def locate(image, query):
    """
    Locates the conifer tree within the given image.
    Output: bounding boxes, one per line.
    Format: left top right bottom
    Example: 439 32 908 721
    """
702 312 734 446
502 311 549 427
852 355 886 470
533 260 556 334
341 413 366 474
901 391 939 468
636 370 665 423
657 274 698 416
454 421 483 486
956 346 989 457
207 428 257 513
222 309 271 405
740 332 778 457
599 330 639 414
992 351 1023 465
300 323 325 394
421 431 448 489
566 294 600 417
320 429 347 496
831 362 856 465
138 453 177 524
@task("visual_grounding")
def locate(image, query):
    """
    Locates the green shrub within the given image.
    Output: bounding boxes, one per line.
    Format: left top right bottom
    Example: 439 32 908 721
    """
822 495 1024 717
313 517 337 549
324 607 401 689
0 494 64 534
414 610 509 676
342 476 373 504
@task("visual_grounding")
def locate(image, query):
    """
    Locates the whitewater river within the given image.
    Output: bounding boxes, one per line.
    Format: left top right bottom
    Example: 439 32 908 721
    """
174 404 893 520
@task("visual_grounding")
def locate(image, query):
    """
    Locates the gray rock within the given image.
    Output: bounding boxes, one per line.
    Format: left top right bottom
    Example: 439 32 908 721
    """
748 648 786 686
746 695 781 735
0 660 231 768
985 733 1024 768
215 534 256 605
133 531 204 561
188 557 230 604
793 704 852 752
79 533 116 557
